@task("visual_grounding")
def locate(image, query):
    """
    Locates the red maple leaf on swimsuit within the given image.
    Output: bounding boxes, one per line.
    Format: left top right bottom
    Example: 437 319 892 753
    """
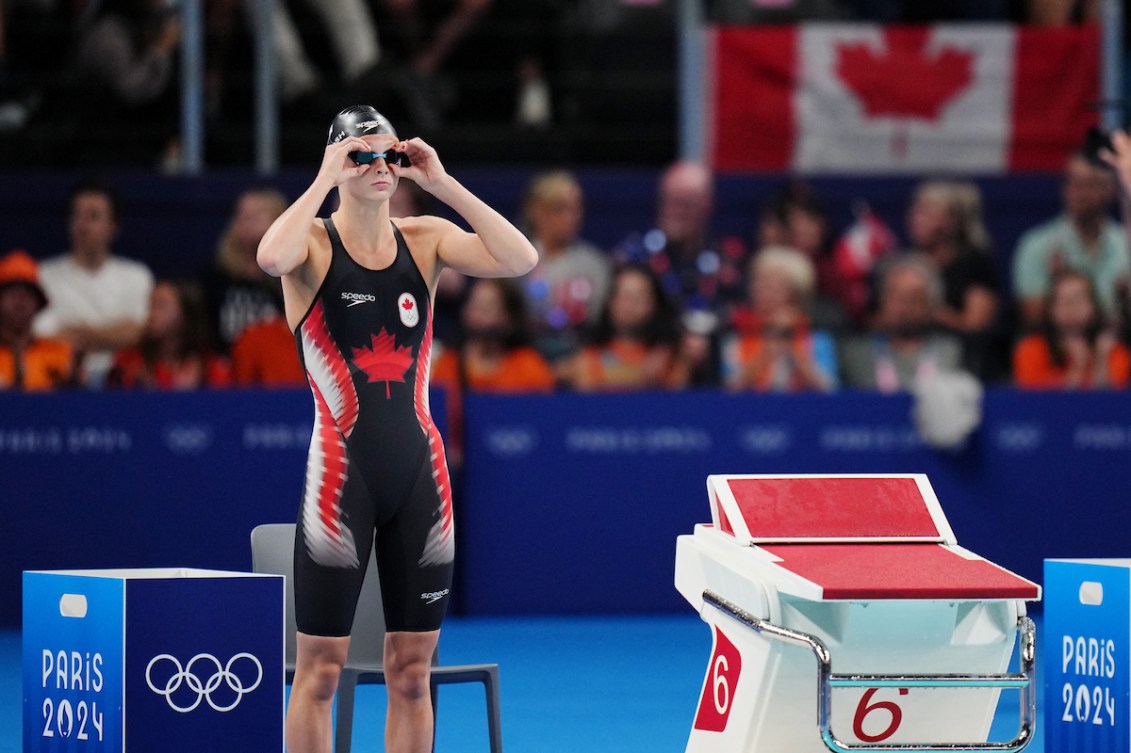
352 328 414 398
836 28 973 121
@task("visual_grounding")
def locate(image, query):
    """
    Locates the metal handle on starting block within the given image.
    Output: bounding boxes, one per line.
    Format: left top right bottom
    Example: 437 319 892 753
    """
701 590 1036 753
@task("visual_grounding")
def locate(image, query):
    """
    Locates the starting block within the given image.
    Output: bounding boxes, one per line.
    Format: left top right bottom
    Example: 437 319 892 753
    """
674 474 1041 753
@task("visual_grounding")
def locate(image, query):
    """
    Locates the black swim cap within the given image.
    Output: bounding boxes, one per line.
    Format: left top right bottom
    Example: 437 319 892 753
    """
326 105 398 145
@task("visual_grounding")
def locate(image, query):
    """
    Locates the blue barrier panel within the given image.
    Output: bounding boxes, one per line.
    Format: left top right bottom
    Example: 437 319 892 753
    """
2 391 311 628
3 388 1129 624
460 389 1131 614
0 389 443 628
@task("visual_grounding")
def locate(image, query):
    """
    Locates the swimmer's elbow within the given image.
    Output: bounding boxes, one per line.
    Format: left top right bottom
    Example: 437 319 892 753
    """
256 244 285 277
508 241 539 277
257 241 300 278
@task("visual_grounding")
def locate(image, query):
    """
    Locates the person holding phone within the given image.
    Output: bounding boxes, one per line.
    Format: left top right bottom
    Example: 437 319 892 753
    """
1099 127 1131 228
1098 127 1131 344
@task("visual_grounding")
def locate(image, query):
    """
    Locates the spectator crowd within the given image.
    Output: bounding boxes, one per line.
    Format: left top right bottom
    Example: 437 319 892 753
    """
3 134 1131 402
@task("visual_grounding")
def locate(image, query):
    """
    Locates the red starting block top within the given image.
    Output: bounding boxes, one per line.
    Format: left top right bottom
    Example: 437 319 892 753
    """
706 474 1040 601
709 474 954 544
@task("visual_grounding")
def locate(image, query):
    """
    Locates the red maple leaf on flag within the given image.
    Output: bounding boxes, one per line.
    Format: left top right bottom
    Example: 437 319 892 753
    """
836 28 974 121
352 328 414 398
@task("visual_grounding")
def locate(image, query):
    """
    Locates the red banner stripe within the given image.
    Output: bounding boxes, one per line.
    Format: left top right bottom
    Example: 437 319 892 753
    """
1008 23 1100 171
712 26 796 171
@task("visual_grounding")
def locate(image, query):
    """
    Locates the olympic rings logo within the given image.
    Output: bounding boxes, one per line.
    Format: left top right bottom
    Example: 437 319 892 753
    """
145 653 263 713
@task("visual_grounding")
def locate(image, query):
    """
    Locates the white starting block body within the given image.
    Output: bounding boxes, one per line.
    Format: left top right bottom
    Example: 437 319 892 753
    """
674 474 1041 753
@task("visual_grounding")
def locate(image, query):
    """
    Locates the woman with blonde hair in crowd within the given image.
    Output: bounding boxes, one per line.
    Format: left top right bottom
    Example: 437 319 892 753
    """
724 246 836 392
110 279 231 389
906 179 1005 379
907 180 998 331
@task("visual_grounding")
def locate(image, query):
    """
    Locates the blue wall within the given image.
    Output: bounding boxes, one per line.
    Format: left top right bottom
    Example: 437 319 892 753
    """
3 389 1129 627
459 390 1131 614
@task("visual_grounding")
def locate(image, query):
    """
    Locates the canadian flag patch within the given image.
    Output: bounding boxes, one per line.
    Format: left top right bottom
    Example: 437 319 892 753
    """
398 292 420 328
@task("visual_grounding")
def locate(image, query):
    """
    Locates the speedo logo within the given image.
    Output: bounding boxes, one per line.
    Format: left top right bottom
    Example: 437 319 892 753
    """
341 292 376 307
420 589 449 605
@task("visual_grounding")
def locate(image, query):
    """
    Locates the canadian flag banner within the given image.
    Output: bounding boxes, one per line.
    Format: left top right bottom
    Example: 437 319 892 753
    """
709 24 1099 173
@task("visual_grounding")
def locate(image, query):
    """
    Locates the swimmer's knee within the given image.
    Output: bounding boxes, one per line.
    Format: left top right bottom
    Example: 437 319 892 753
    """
294 633 351 701
384 631 438 702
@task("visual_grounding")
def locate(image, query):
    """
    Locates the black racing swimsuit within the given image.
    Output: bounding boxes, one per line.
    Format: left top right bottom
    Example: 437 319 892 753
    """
293 216 453 635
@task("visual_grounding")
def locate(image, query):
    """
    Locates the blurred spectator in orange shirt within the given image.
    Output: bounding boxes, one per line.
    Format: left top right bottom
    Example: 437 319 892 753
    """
110 280 231 389
432 277 554 461
230 317 305 387
1014 271 1130 390
0 251 75 391
432 277 554 391
723 247 837 392
565 264 681 392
